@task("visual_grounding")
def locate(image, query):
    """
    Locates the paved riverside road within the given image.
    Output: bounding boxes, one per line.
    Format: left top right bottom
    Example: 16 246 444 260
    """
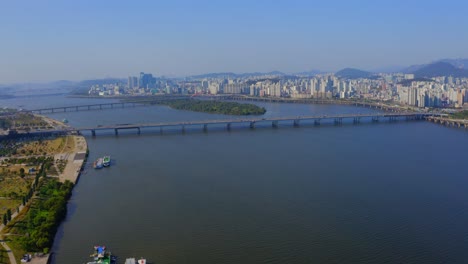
0 239 17 264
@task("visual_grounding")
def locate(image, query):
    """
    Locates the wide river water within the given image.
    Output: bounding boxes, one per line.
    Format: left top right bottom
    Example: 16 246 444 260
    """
2 94 468 263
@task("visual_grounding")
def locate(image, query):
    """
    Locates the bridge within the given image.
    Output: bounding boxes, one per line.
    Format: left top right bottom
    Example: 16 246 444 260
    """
22 112 440 137
26 95 189 114
24 95 405 114
426 116 468 128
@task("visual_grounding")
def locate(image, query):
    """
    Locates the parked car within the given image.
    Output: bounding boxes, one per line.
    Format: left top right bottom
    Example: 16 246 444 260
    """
21 254 31 262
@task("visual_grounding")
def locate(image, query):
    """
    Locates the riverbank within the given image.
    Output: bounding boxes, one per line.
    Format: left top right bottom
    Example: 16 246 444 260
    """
56 135 87 184
0 133 88 264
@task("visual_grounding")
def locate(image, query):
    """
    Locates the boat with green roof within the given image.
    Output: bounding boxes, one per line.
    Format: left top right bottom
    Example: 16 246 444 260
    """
103 155 111 167
87 246 116 264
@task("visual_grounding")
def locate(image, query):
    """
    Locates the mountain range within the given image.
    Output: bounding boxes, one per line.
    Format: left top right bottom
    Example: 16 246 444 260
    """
189 71 287 79
335 58 468 79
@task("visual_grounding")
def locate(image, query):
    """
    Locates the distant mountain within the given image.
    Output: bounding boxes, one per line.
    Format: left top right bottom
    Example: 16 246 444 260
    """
294 70 322 76
438 58 468 69
404 58 468 74
411 62 468 78
335 68 374 79
190 71 285 79
372 65 406 73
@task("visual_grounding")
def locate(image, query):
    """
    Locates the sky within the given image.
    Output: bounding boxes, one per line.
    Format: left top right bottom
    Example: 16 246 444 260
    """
1 0 468 83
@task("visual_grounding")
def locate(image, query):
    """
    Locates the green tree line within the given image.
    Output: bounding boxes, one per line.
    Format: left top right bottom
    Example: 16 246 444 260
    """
451 110 468 119
16 179 74 253
157 99 266 115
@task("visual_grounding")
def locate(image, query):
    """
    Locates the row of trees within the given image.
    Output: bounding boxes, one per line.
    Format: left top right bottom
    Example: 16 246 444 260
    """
158 99 267 115
3 156 52 165
2 209 11 225
16 180 74 253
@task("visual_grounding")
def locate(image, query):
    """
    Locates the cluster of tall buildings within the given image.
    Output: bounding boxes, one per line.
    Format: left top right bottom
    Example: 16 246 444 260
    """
127 72 156 89
89 71 468 109
396 78 468 108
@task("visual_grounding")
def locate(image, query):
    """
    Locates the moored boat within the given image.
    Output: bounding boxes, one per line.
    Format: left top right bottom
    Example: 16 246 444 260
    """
94 158 104 169
103 155 111 167
87 246 114 264
125 258 136 264
138 258 147 264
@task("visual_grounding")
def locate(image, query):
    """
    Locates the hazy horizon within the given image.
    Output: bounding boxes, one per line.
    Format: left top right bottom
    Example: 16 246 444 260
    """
2 0 468 83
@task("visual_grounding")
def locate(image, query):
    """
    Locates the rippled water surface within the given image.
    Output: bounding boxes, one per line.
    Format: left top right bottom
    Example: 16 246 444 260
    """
4 95 468 263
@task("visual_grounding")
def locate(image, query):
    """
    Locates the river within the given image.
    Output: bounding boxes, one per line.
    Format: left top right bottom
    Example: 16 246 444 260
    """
2 95 468 263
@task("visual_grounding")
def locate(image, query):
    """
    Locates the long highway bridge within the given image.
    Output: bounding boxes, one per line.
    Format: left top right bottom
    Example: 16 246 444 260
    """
24 95 404 114
17 112 443 137
27 95 190 114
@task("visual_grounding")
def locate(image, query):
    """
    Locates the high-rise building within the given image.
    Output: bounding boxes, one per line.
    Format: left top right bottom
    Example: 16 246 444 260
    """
408 87 418 106
127 76 138 89
310 79 317 96
139 72 155 89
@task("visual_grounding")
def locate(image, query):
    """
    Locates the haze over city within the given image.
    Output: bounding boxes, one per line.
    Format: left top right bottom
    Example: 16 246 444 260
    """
2 0 468 83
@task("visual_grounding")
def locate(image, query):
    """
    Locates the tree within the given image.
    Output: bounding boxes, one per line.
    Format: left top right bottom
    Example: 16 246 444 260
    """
20 167 25 178
2 213 7 225
7 209 11 221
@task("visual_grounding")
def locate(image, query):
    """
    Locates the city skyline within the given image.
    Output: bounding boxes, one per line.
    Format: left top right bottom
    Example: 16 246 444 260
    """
1 0 468 83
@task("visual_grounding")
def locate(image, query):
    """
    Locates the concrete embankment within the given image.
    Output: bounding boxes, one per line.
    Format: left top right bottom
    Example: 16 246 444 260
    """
57 135 88 184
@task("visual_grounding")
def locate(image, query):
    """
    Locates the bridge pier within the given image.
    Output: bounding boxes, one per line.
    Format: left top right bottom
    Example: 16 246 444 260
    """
226 123 231 130
203 124 208 132
293 120 300 127
160 127 163 134
114 128 118 135
372 117 379 122
76 106 79 111
181 125 185 133
91 130 96 137
137 127 141 134
272 121 278 128
250 122 255 129
100 105 103 110
314 119 321 126
334 118 342 125
353 117 360 124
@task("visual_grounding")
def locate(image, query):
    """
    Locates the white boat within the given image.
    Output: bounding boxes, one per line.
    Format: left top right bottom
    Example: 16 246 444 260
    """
138 258 147 264
125 258 136 264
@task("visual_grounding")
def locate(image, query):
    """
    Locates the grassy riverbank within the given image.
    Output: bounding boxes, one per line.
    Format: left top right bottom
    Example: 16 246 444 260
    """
451 110 468 119
0 113 88 263
155 99 266 115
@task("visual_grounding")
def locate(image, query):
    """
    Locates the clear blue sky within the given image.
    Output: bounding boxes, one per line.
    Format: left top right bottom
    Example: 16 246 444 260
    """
1 0 468 83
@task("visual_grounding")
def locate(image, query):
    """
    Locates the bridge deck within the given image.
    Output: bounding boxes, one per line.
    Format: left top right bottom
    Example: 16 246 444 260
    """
73 112 435 132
